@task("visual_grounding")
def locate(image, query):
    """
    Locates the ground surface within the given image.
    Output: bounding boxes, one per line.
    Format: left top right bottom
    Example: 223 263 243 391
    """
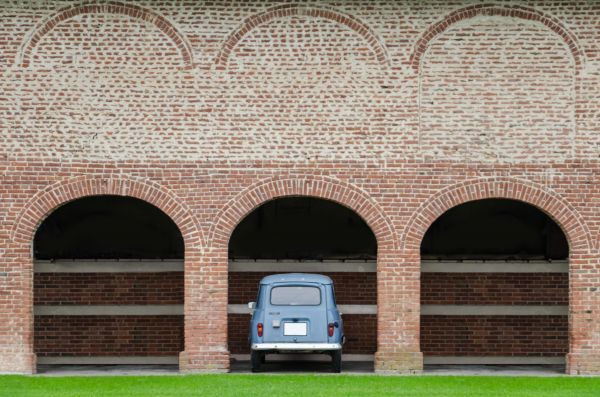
35 362 565 376
2 373 600 397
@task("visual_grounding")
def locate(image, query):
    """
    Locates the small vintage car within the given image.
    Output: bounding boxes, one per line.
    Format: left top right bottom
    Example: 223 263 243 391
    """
247 273 344 372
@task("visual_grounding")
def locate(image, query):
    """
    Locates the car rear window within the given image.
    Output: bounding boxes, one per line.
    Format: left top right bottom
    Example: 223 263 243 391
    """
270 286 321 306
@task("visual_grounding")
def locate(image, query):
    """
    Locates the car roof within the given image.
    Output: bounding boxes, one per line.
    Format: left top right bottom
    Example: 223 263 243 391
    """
259 273 333 285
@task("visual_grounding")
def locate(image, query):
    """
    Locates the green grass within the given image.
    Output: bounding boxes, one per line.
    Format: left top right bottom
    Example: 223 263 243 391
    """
1 375 599 397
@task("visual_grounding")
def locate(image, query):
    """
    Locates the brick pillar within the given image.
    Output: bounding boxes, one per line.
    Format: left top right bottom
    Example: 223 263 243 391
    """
179 247 230 372
0 247 36 374
566 253 600 375
374 251 423 373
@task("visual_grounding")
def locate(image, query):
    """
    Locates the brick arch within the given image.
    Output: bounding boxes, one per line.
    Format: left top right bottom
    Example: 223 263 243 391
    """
214 3 389 70
401 177 592 255
11 175 203 253
409 4 584 73
17 0 194 69
210 175 396 253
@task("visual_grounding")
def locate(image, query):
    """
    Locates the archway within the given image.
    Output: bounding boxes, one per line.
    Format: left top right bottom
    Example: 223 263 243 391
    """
420 199 569 366
227 196 377 368
33 195 184 368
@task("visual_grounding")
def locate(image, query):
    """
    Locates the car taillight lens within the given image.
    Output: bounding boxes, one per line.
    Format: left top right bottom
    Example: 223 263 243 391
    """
257 323 263 337
328 323 334 337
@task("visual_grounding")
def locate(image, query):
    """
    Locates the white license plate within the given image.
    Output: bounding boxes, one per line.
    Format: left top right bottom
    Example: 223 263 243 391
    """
284 322 307 336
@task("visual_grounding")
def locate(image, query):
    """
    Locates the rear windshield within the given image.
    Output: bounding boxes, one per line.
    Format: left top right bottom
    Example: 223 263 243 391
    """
270 286 321 306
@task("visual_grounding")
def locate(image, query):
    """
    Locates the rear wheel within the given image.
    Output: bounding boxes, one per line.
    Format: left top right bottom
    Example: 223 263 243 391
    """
331 350 342 373
251 351 263 372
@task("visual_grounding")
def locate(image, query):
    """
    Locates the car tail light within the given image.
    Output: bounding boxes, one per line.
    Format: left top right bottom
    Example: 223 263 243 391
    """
257 323 263 337
328 323 334 337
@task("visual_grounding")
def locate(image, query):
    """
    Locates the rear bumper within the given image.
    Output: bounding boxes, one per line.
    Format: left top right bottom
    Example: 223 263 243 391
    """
251 343 342 351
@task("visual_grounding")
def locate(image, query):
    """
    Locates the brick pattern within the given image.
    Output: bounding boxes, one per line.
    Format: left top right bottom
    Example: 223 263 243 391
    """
421 315 568 357
34 315 184 356
34 273 184 305
409 4 583 70
216 4 388 69
420 15 574 161
228 313 376 355
421 273 568 305
229 272 376 305
19 1 193 68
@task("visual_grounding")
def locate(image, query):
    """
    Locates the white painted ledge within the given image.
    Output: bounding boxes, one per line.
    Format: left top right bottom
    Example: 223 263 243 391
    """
421 305 568 316
34 259 568 274
37 356 179 365
228 304 377 315
424 356 565 365
34 260 183 273
34 305 183 316
37 355 565 366
33 304 566 316
421 260 568 273
229 260 376 273
231 354 374 362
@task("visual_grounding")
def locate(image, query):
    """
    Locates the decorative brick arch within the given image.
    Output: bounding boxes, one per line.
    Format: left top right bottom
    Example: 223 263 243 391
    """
210 175 396 253
214 4 389 70
409 4 584 73
401 177 592 254
17 1 194 69
12 175 203 251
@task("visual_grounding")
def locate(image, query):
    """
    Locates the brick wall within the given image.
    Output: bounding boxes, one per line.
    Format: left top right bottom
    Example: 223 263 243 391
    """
34 316 183 356
421 316 568 357
229 272 376 304
1 1 600 374
421 273 568 305
34 273 184 305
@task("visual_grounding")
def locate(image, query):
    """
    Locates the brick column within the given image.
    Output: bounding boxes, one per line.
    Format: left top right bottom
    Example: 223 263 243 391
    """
374 251 423 373
566 252 600 375
0 246 36 373
179 248 230 372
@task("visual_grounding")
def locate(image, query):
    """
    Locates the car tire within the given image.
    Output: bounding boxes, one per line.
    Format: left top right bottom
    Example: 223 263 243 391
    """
251 351 263 373
331 350 342 373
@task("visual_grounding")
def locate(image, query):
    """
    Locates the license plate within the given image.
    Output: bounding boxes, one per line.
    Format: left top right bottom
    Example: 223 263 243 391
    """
284 322 307 336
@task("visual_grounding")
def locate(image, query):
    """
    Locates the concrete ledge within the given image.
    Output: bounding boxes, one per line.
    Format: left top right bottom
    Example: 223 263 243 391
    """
229 260 376 273
35 304 377 316
34 259 567 274
36 355 566 367
421 305 568 316
421 260 568 273
231 353 374 362
36 304 564 316
37 356 179 365
34 260 183 273
228 304 377 315
34 305 183 316
424 356 565 365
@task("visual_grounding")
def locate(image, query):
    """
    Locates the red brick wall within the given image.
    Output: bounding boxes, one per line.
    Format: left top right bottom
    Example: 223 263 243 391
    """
421 273 568 305
34 273 184 305
34 316 183 356
421 316 568 357
229 272 376 304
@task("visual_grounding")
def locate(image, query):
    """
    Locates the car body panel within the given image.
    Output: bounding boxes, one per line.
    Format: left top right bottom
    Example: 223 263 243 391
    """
249 273 344 353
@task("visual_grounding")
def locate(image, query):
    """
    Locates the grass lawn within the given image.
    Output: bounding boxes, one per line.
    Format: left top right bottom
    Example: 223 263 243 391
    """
1 374 599 397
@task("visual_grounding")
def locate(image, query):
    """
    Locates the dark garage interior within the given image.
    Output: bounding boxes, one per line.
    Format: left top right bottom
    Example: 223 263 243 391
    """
420 199 568 366
33 196 184 368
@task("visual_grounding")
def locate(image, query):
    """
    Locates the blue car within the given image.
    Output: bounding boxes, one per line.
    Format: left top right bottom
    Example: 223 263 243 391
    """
247 273 345 372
